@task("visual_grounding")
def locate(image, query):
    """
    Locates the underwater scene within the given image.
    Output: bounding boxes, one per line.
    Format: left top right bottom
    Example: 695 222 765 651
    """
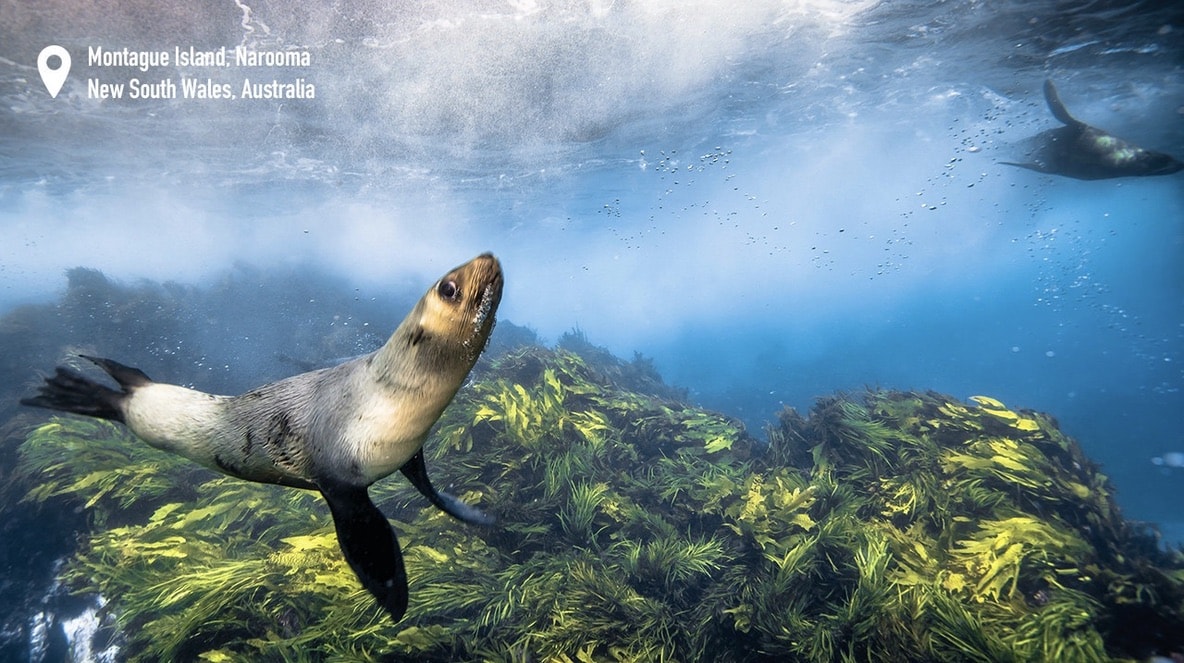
1 1 1183 661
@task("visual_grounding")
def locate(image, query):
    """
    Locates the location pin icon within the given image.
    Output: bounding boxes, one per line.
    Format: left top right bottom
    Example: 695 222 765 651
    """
37 45 71 98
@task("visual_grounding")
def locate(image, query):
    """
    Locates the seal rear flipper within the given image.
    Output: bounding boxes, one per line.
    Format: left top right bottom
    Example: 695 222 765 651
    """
22 365 124 422
21 355 154 423
318 479 408 622
80 355 153 389
400 449 495 526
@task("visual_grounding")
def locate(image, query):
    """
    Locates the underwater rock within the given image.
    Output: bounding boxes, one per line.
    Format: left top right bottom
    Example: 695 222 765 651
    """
7 345 1184 662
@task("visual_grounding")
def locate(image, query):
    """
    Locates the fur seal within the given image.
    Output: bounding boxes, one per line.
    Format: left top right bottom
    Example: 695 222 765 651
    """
1001 79 1183 180
21 253 504 623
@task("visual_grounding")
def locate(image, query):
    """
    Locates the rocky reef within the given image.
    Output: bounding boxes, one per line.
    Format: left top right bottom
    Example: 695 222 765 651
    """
9 344 1184 662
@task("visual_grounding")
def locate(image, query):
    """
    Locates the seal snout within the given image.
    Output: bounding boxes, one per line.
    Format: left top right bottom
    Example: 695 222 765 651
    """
471 254 503 332
472 253 502 285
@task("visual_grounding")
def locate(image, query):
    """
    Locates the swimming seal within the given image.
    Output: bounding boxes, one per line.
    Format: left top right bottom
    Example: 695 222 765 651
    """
1001 79 1183 180
21 253 504 623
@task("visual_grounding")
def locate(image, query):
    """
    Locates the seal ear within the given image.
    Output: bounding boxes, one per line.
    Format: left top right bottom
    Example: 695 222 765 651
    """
318 478 408 622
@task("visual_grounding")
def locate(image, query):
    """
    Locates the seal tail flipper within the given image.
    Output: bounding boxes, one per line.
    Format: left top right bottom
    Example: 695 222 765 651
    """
319 479 408 622
20 355 151 423
1043 79 1081 127
400 449 495 526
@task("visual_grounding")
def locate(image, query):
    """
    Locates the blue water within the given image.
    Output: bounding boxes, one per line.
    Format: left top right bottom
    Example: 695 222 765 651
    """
1 0 1182 540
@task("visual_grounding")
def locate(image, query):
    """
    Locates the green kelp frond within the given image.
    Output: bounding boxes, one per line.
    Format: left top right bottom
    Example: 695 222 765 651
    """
717 470 818 556
19 417 199 520
616 534 727 595
948 514 1091 603
470 366 612 452
13 349 1184 662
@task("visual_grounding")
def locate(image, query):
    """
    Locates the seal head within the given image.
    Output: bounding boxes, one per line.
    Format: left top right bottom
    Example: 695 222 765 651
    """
22 253 504 623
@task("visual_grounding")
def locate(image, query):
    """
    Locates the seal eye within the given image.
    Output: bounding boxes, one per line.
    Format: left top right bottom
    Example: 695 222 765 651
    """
437 280 460 302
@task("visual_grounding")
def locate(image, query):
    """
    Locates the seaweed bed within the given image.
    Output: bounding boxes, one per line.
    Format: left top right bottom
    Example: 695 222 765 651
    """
7 344 1184 662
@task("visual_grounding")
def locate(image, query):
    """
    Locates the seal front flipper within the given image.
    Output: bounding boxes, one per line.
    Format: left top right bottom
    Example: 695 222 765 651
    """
318 478 408 622
400 449 495 526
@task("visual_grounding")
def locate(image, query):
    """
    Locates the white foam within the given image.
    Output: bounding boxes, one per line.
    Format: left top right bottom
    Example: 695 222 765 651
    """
61 597 121 663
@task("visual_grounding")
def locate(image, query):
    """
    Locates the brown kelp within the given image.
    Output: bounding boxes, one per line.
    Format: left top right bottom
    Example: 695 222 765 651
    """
12 346 1184 662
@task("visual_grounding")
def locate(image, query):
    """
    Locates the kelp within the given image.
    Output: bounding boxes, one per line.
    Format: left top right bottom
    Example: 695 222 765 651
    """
10 345 1184 662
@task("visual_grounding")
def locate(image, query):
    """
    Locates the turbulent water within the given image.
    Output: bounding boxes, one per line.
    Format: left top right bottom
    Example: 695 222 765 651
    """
1 0 1183 655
